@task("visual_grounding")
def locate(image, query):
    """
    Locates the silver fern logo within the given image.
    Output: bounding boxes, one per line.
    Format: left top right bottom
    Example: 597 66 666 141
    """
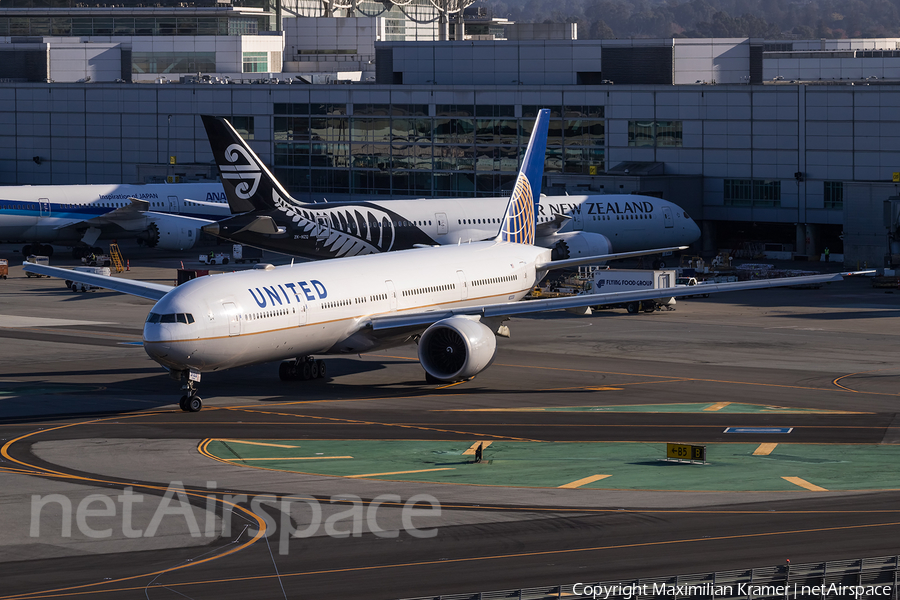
220 144 262 200
272 192 400 257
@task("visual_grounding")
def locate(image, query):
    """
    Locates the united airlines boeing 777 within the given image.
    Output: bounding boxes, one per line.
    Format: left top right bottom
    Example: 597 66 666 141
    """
26 110 859 412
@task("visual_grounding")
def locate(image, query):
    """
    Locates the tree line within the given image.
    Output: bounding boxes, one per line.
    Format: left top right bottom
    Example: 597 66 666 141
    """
477 0 900 39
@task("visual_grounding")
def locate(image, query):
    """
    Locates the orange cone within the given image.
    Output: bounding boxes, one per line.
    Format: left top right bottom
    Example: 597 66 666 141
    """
126 259 130 271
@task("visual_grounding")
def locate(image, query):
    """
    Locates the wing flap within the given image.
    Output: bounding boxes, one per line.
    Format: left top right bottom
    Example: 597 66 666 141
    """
23 263 172 301
367 272 854 333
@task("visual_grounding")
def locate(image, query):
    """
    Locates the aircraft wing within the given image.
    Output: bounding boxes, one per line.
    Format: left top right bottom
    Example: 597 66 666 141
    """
535 213 570 236
366 272 863 333
536 246 688 271
54 199 215 233
22 263 172 301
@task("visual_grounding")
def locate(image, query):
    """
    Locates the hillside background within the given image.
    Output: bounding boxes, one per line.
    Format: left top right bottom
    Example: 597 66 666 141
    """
478 0 900 39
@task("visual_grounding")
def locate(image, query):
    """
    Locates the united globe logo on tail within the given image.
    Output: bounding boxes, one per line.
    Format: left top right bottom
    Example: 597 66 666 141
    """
502 174 535 245
498 108 548 246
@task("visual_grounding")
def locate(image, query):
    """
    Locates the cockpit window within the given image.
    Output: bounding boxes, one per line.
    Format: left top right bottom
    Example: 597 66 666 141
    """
146 312 194 324
684 211 690 219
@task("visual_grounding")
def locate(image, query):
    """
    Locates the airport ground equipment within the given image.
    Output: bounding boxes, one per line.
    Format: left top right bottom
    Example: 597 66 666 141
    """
66 266 111 292
199 252 230 265
582 269 678 313
24 255 49 277
232 244 263 264
109 243 125 273
0 259 6 279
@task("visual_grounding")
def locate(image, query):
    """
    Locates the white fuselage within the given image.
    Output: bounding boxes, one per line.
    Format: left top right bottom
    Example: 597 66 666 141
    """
142 242 549 373
345 194 700 252
0 183 231 242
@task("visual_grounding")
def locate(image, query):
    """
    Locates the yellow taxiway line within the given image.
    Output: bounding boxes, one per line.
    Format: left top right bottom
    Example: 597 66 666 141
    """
753 443 778 455
783 476 828 491
558 474 612 489
462 441 493 455
704 402 731 411
347 468 456 478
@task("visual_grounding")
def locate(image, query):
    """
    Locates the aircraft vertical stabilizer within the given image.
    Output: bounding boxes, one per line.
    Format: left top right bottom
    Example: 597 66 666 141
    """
498 108 549 246
201 115 296 214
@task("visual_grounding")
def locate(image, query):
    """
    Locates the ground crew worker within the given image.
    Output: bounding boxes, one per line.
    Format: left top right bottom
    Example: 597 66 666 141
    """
824 247 830 262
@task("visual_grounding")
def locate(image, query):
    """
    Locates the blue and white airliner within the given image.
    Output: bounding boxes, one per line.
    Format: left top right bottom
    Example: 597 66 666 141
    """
0 183 230 258
25 110 860 412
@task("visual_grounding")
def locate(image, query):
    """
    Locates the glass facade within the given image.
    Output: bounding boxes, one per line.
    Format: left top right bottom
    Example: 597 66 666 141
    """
724 179 781 207
132 52 216 74
0 15 267 36
272 103 605 197
824 181 843 209
628 120 683 147
242 51 268 73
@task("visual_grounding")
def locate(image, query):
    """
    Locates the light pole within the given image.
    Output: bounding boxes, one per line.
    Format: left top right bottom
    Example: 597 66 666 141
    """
166 114 172 179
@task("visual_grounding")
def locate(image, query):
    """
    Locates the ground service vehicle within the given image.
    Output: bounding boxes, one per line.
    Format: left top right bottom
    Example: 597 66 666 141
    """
583 269 677 313
24 255 49 277
0 258 7 279
233 244 263 264
199 252 230 265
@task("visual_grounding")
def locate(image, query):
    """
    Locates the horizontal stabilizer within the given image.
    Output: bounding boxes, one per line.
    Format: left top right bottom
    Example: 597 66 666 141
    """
535 213 570 236
236 216 287 235
537 246 688 271
23 263 172 301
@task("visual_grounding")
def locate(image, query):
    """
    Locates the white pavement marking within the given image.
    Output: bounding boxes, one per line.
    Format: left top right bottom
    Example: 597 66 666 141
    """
0 315 116 328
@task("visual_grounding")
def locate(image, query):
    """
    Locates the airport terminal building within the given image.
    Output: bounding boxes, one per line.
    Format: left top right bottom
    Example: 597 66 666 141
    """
2 5 900 265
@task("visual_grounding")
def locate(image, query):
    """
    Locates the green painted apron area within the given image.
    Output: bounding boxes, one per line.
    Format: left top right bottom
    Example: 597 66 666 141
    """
453 403 861 414
204 440 900 491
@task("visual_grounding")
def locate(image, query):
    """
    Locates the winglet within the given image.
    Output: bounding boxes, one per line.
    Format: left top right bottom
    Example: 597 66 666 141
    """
200 115 297 214
498 109 550 245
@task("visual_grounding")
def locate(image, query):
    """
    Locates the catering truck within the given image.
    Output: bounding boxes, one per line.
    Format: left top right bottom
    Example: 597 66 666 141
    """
582 269 677 313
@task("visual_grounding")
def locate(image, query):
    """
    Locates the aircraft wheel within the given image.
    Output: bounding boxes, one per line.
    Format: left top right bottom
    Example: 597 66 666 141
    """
187 396 202 412
309 360 319 379
300 362 312 380
41 245 53 257
643 304 656 313
626 302 639 314
316 360 326 378
279 362 292 381
179 395 189 411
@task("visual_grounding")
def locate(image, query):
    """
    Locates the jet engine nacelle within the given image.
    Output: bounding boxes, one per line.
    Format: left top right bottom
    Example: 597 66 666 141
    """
418 317 497 381
537 231 612 261
141 213 201 250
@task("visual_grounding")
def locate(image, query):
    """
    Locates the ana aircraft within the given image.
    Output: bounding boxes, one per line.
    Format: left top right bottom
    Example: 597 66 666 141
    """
0 183 230 258
200 116 699 265
26 110 858 412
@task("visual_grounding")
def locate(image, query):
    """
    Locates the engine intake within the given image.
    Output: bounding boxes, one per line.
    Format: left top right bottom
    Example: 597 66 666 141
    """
537 231 612 261
418 317 497 381
144 213 202 251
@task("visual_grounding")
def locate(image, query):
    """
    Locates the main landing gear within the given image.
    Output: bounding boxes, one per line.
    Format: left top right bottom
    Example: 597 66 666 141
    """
279 356 327 381
178 374 202 412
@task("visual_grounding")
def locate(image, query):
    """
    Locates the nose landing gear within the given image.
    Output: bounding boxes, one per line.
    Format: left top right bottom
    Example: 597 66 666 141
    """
178 372 202 412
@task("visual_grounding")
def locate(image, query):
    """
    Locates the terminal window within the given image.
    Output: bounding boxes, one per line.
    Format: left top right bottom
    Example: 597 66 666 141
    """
824 181 843 209
724 179 781 207
628 121 682 147
242 52 268 73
